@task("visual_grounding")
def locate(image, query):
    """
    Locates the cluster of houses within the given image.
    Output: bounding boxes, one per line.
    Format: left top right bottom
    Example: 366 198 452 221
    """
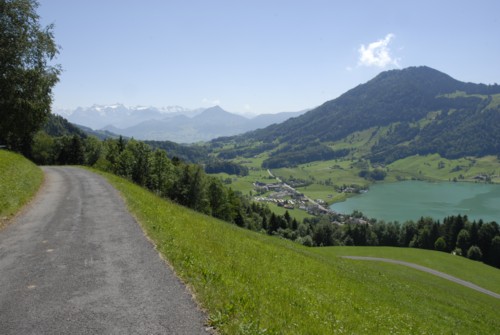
252 180 378 224
253 181 334 216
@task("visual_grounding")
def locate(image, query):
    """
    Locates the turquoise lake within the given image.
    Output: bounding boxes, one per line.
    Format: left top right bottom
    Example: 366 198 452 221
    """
329 181 500 223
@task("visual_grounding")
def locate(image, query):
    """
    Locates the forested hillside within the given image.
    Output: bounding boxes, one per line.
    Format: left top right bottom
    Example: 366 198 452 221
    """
214 66 500 167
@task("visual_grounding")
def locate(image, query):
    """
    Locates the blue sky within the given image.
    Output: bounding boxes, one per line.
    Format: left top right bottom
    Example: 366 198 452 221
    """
38 0 500 115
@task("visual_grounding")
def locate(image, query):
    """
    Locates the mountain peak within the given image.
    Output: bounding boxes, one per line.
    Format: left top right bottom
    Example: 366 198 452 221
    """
200 105 227 115
241 66 500 148
195 106 244 120
366 66 461 94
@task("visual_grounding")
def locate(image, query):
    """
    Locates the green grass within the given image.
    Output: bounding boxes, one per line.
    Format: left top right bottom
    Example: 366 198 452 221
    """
96 169 500 334
0 150 43 229
312 246 500 295
388 154 500 183
266 202 313 222
487 93 500 109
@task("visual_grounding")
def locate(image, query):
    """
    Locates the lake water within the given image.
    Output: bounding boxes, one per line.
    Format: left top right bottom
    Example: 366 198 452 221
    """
330 181 500 223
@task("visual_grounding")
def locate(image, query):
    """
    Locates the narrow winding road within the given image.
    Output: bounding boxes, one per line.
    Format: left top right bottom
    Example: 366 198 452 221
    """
342 256 500 299
0 167 209 334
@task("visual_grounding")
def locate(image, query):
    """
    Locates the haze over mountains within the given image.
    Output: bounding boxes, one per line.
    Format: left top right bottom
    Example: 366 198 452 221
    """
56 105 307 143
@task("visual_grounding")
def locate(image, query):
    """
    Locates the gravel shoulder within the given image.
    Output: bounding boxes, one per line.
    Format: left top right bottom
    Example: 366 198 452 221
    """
0 166 210 334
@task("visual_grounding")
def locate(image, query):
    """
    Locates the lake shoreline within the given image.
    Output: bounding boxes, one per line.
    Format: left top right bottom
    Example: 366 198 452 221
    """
330 180 500 223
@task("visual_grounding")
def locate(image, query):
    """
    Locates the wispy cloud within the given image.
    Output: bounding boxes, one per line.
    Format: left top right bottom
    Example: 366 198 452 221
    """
358 33 400 68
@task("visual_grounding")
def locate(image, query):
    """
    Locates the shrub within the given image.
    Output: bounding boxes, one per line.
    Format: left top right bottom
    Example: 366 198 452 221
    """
434 237 447 251
467 245 483 261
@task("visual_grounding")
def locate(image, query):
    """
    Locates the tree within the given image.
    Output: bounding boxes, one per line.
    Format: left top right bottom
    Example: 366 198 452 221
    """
31 131 55 164
434 236 447 252
207 178 231 221
478 222 500 262
173 164 209 214
126 140 151 187
268 213 280 234
84 136 103 166
115 149 135 179
149 149 173 197
399 221 418 247
0 0 61 155
467 245 483 261
456 229 470 256
489 236 500 268
57 135 85 165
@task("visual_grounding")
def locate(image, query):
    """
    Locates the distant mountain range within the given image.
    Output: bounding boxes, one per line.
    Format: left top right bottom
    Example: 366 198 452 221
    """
214 66 500 168
55 104 308 143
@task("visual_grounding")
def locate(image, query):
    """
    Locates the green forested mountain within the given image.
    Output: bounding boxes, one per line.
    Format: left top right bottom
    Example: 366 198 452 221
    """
216 66 500 167
43 114 87 138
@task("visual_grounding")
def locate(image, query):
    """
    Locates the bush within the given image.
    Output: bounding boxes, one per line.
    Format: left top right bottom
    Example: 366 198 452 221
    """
434 237 447 251
467 245 483 261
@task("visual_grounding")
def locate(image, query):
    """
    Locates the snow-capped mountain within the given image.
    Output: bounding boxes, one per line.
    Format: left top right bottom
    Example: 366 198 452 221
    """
54 104 201 130
54 104 308 143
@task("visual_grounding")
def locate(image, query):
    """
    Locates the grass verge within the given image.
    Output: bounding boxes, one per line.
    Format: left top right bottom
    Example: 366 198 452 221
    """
96 169 500 334
0 150 43 229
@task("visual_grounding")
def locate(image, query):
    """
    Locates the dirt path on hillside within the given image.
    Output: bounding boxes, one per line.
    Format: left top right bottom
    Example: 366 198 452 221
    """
342 256 500 299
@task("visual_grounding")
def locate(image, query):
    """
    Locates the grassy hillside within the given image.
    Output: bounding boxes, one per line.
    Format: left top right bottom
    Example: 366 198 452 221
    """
97 169 500 334
313 246 500 294
0 150 43 229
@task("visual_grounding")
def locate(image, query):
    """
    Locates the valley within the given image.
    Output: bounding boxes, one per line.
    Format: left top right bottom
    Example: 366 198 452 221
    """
211 148 500 223
34 66 500 261
4 2 500 334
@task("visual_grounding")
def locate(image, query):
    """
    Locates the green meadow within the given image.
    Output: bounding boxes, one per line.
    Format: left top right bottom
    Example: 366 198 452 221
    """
313 246 500 295
98 169 500 334
0 150 43 229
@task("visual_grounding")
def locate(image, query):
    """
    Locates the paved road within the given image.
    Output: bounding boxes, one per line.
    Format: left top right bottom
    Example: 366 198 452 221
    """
0 167 210 334
342 256 500 299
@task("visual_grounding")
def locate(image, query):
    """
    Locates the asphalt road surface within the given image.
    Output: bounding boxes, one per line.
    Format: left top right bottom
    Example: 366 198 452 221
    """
342 256 500 299
0 166 210 334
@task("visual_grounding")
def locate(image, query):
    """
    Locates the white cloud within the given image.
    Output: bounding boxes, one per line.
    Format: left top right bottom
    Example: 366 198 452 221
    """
358 33 400 68
202 98 221 106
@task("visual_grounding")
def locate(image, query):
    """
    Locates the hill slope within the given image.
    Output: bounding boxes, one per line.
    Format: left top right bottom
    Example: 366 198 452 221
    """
219 66 500 167
98 169 500 334
0 150 43 228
